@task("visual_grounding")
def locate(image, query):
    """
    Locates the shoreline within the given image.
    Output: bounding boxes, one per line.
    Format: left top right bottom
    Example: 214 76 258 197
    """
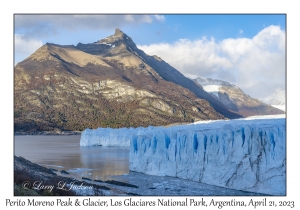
14 155 119 196
14 131 82 136
14 155 266 196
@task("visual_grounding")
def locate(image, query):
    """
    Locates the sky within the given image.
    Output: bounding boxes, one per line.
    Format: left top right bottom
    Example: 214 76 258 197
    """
14 14 286 99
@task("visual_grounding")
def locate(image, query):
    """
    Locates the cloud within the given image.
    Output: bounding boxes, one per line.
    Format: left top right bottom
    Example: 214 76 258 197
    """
138 38 235 81
138 25 285 98
15 34 43 57
154 15 165 22
15 15 165 38
239 29 243 34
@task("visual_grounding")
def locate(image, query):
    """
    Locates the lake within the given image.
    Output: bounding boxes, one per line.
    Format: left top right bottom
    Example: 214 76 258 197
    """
14 135 129 181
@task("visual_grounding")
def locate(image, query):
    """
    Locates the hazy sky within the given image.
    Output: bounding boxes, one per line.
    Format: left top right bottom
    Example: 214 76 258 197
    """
14 14 286 99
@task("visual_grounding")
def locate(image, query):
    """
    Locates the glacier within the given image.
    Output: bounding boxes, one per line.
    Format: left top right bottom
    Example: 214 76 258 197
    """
80 115 286 195
80 127 133 146
81 126 164 147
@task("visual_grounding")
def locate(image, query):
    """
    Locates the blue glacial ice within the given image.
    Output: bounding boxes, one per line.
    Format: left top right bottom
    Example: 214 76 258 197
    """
80 115 286 195
80 127 133 146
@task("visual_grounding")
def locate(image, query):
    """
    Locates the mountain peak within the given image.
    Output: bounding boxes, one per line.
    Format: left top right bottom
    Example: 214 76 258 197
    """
114 28 125 37
194 76 284 116
93 28 133 46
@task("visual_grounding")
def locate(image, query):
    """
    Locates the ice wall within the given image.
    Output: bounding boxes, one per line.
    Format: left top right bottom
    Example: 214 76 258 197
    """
81 126 158 147
80 127 132 146
129 116 286 195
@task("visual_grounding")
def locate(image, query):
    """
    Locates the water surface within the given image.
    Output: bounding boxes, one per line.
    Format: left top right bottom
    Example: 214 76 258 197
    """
14 135 265 196
14 135 129 181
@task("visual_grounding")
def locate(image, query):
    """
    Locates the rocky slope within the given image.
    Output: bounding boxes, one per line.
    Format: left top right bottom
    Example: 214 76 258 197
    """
15 29 242 132
193 77 284 117
14 156 109 195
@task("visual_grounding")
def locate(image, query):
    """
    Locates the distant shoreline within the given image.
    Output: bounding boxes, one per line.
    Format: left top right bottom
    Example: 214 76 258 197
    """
14 131 81 136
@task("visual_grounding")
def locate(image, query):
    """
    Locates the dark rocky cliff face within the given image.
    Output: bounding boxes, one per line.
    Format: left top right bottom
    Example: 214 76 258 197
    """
15 29 240 132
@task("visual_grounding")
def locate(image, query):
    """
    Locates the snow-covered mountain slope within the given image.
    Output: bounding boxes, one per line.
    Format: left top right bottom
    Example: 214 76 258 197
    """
261 88 285 105
260 88 285 111
194 77 234 98
193 77 283 117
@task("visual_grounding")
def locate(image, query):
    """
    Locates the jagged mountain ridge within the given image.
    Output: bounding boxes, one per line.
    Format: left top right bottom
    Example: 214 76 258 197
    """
15 28 241 132
193 76 284 116
77 29 241 119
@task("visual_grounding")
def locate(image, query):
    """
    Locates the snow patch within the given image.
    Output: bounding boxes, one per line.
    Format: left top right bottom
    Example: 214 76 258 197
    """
201 85 221 98
100 42 111 46
202 85 221 92
271 105 285 111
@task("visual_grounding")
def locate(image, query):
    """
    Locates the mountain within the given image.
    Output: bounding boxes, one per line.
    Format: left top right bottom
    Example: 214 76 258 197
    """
193 76 284 116
14 28 242 132
260 88 285 112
